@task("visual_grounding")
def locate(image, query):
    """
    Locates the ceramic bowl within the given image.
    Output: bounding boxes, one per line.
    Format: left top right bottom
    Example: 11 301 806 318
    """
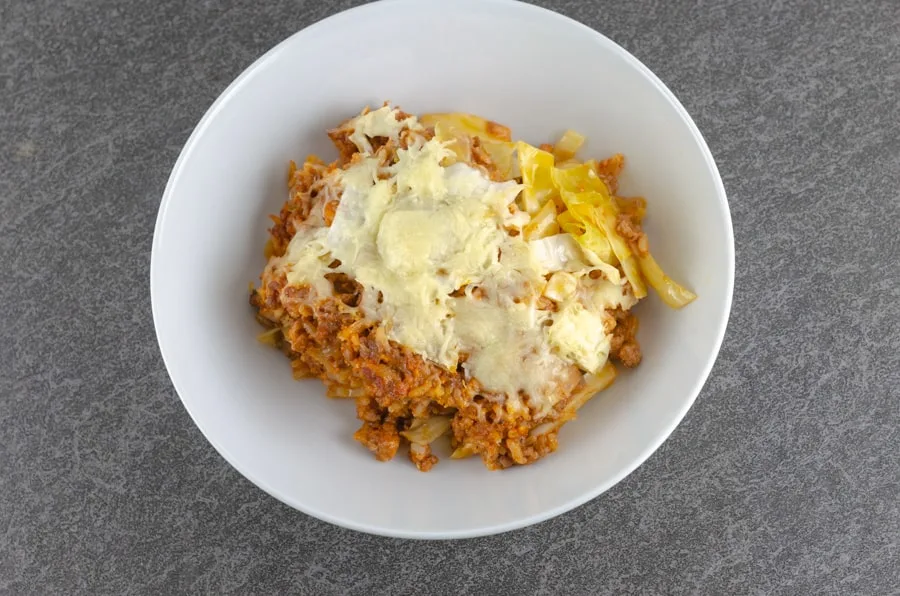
151 0 734 538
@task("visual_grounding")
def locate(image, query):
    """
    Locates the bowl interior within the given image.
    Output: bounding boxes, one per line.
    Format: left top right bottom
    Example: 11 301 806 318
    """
152 0 733 538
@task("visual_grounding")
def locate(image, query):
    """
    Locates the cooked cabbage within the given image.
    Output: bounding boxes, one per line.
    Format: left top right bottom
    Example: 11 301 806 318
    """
516 141 556 214
528 233 588 273
551 129 586 161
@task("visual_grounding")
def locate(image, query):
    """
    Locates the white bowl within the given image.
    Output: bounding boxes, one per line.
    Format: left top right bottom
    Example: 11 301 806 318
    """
151 0 733 538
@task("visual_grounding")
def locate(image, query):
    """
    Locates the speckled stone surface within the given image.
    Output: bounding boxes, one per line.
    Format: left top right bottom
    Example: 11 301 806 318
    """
2 0 899 593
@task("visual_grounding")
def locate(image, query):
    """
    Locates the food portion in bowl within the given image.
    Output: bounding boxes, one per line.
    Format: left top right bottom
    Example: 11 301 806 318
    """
250 104 695 471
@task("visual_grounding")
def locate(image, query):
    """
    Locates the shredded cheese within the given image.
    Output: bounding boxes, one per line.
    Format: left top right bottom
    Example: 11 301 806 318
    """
275 108 633 411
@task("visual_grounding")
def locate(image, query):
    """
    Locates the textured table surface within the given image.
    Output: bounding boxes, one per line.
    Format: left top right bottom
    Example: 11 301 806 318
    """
2 0 899 593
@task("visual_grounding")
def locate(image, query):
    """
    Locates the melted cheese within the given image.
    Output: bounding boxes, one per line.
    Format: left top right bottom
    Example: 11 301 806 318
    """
348 106 420 154
278 107 633 411
453 298 566 413
548 301 611 373
277 226 332 297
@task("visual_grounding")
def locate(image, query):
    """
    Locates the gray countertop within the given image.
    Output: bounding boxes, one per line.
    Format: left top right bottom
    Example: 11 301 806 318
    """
2 0 899 593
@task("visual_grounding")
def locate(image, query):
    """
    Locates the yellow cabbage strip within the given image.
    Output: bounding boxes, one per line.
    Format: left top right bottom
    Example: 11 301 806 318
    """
256 327 281 347
557 205 613 264
450 443 477 459
432 120 470 164
637 252 697 308
550 164 646 295
520 130 694 308
556 209 581 230
551 162 606 193
420 113 516 179
401 416 452 445
530 362 617 437
551 129 586 161
564 361 617 419
614 196 647 222
472 136 516 180
552 167 616 265
523 199 560 240
517 141 556 214
420 113 511 141
325 384 366 399
560 189 647 298
554 159 582 170
555 164 696 306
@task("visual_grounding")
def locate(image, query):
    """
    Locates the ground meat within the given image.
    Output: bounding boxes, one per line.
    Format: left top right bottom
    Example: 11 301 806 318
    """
280 284 312 317
609 308 642 368
616 342 642 368
505 430 559 466
399 126 434 149
354 420 401 461
255 286 572 471
409 442 438 472
265 159 334 257
327 126 359 163
536 296 558 311
323 200 338 226
324 272 362 307
615 212 649 256
594 153 625 195
485 120 512 141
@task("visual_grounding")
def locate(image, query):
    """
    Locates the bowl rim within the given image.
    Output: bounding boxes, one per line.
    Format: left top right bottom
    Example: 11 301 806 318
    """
151 0 735 539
